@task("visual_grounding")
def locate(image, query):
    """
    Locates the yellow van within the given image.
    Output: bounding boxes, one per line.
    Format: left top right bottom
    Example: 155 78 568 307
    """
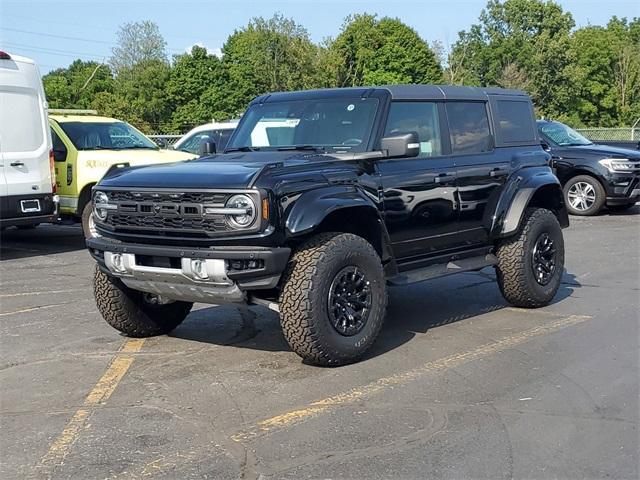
49 111 196 236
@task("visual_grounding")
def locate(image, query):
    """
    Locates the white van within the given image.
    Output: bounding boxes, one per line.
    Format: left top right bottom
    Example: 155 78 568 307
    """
0 51 57 229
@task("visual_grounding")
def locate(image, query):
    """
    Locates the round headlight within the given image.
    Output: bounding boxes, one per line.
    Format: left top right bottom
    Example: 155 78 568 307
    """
93 191 109 221
226 194 256 228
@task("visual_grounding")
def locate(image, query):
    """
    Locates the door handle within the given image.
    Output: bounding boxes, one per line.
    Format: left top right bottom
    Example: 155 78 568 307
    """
490 167 508 177
10 161 25 167
434 173 455 183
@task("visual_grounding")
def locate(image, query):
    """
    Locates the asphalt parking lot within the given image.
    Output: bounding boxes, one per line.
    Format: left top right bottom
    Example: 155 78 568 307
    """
1 208 638 480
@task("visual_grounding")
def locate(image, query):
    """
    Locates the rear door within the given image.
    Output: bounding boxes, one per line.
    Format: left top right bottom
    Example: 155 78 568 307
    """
0 57 52 197
448 100 510 244
377 101 459 261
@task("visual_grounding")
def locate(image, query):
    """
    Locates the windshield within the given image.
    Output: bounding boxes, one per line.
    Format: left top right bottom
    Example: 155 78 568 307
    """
538 121 592 146
58 121 158 151
227 98 379 152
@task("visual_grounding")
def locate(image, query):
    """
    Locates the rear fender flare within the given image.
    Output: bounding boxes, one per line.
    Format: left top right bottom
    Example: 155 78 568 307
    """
493 169 568 238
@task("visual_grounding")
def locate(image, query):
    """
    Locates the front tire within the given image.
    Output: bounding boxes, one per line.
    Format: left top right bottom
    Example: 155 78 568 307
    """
279 233 387 366
81 201 95 239
93 266 192 337
496 208 564 308
563 175 605 216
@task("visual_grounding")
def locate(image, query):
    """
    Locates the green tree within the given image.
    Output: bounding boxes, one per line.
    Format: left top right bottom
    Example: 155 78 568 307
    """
328 14 443 87
218 14 322 116
43 60 114 109
94 60 172 133
166 46 229 132
449 0 575 118
571 17 640 126
110 20 168 75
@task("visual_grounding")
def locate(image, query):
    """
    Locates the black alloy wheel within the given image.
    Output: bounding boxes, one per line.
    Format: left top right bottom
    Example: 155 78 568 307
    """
531 232 556 285
327 266 372 336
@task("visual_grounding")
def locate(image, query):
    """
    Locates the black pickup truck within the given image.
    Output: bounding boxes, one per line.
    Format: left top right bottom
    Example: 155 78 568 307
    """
87 85 569 366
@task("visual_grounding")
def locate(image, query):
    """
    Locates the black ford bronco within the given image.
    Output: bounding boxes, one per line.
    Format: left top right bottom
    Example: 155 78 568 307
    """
87 85 569 366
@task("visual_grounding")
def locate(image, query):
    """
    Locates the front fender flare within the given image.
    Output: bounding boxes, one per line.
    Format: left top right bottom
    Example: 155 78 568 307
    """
285 185 380 236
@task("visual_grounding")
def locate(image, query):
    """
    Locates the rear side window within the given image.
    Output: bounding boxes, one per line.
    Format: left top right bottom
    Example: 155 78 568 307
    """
496 100 535 143
383 102 442 157
0 91 44 153
446 102 492 154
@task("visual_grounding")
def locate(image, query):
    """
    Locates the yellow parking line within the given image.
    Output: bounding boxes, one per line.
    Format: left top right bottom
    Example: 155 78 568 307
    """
232 314 591 442
37 338 145 475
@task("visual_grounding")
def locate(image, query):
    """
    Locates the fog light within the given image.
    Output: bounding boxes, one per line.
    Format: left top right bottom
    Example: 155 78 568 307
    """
191 259 208 279
111 254 125 273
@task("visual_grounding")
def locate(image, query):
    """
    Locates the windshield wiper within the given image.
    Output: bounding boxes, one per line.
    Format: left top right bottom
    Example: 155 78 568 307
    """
276 145 326 152
225 146 261 153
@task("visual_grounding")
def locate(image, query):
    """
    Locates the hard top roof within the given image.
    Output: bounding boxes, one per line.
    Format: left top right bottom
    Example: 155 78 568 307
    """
251 84 529 104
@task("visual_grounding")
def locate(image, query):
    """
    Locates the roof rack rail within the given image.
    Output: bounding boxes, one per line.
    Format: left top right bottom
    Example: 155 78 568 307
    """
49 109 98 115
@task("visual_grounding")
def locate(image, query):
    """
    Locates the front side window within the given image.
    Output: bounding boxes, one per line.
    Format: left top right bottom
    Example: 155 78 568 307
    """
58 121 158 151
446 102 492 154
383 102 442 157
178 129 236 154
227 98 379 152
496 100 536 143
538 121 592 147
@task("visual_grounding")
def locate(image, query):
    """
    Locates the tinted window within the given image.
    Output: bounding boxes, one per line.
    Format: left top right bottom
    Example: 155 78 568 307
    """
384 102 442 157
51 129 66 152
446 102 492 154
178 129 236 154
496 100 535 143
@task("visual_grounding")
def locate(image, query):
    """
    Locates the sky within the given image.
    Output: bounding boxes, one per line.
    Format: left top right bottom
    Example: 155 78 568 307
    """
1 0 638 74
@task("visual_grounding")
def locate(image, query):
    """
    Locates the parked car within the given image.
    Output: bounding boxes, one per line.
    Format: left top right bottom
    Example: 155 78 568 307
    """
172 121 238 155
0 51 58 229
88 85 568 366
537 120 640 215
49 111 197 237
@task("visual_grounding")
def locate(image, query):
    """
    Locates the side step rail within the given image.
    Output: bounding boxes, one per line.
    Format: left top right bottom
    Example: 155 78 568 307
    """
388 254 498 286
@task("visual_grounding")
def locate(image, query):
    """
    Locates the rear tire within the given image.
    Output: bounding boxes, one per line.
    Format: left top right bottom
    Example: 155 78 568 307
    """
93 266 192 337
496 208 564 308
279 233 387 366
563 175 605 216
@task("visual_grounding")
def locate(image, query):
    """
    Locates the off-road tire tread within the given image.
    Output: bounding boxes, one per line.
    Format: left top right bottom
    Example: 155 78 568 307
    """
279 233 386 366
496 208 562 308
93 266 192 337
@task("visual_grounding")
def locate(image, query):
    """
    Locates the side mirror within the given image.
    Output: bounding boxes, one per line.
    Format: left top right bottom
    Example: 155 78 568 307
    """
540 141 551 152
380 132 420 158
53 149 67 162
198 141 217 156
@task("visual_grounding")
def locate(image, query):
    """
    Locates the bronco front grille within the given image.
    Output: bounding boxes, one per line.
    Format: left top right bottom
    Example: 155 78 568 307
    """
97 189 260 238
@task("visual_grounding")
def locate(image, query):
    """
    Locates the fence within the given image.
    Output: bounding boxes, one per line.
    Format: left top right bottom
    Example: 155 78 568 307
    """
576 127 639 142
149 134 182 147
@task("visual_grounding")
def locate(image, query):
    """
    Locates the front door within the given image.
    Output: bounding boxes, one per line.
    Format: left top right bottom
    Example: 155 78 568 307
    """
446 101 510 244
377 101 459 262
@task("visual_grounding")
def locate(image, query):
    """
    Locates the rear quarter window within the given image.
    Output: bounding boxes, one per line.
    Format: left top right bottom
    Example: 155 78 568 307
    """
495 100 536 144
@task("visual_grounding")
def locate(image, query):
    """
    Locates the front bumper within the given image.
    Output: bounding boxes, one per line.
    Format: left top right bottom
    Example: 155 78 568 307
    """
605 174 640 205
87 237 290 304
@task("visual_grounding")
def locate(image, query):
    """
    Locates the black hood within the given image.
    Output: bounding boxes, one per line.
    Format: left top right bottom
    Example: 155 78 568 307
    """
559 143 640 160
98 151 341 189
